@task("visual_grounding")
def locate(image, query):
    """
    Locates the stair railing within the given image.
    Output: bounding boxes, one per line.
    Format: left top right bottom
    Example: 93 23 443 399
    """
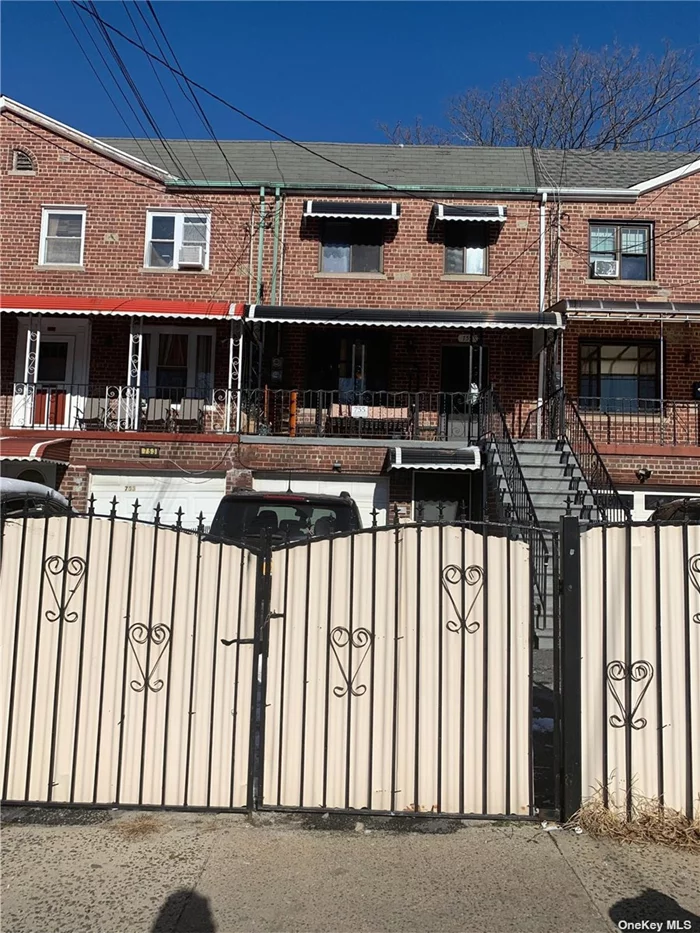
480 389 550 628
521 389 631 523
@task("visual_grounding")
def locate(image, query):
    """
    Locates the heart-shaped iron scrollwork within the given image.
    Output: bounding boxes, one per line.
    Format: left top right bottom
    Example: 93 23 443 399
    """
128 623 172 693
442 564 483 634
43 555 86 624
329 627 374 698
606 660 654 730
688 554 700 624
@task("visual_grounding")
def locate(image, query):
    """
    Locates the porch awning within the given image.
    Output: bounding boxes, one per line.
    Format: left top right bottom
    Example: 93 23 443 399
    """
303 200 401 220
433 204 507 222
389 446 481 471
0 295 246 320
0 437 72 464
549 298 700 323
247 305 564 330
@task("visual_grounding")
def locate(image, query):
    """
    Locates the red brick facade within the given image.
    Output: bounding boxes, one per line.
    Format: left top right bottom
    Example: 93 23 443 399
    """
2 103 700 507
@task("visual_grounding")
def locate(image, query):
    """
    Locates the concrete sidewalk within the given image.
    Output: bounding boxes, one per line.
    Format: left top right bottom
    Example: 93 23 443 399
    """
1 809 698 933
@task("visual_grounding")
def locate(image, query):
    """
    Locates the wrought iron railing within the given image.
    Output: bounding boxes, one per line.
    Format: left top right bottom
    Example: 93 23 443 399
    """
577 397 700 447
9 383 236 433
479 388 550 627
522 389 631 523
239 389 483 441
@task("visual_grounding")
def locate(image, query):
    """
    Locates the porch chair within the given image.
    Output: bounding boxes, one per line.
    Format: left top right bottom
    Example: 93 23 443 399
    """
76 396 107 431
171 397 205 433
144 398 174 432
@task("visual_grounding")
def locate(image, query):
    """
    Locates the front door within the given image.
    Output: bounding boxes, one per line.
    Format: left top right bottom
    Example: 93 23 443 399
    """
440 342 487 441
34 337 76 428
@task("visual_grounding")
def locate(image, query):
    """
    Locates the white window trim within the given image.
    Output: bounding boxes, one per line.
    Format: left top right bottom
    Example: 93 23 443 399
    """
141 325 216 392
144 210 211 271
38 207 86 267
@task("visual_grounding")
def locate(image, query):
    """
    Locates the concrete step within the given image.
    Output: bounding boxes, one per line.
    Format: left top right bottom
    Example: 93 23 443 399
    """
525 478 581 495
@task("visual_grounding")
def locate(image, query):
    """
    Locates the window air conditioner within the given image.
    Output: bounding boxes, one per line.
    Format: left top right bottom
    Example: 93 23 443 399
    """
592 258 619 278
178 244 205 269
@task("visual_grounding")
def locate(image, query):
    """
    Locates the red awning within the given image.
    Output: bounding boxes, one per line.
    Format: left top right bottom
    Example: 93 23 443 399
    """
1 295 245 320
0 437 72 464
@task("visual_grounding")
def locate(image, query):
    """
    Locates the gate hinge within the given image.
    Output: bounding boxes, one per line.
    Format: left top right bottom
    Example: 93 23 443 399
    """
221 636 255 646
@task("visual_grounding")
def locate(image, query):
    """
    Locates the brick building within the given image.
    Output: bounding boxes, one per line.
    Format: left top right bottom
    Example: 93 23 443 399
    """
2 95 700 528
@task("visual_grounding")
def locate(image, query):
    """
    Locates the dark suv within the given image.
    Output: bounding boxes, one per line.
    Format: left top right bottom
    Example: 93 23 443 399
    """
207 490 362 545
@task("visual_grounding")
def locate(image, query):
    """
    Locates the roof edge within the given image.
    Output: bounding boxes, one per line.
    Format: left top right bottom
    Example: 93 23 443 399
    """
631 157 700 194
0 96 177 184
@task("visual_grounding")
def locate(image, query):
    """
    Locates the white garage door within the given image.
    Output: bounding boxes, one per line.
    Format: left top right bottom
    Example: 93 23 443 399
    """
89 472 225 529
252 474 389 528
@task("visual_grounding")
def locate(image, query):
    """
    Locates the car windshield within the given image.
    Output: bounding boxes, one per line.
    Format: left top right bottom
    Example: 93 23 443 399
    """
209 497 358 542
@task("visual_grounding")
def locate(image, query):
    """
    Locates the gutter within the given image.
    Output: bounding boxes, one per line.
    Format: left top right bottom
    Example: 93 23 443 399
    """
536 186 637 202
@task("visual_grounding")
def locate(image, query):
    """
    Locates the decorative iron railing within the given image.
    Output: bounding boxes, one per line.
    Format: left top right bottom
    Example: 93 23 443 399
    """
479 388 551 628
522 389 631 523
577 397 700 447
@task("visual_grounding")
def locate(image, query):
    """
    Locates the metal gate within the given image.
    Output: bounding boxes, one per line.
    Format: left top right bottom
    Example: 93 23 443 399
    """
1 509 538 818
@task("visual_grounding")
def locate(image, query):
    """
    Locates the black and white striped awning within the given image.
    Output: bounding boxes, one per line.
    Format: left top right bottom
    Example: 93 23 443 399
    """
434 204 507 222
246 305 565 330
303 200 401 220
389 446 482 471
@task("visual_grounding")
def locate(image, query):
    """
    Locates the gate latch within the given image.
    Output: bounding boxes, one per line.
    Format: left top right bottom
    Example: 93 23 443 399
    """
221 611 284 646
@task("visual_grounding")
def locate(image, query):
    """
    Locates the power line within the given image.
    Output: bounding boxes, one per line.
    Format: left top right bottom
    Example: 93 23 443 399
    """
71 0 447 210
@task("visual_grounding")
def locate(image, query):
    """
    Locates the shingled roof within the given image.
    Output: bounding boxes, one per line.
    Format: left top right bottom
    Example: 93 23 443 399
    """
100 138 539 189
534 149 697 189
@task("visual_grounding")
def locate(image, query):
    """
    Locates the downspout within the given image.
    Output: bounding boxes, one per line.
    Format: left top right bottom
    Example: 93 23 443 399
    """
278 195 287 305
659 321 665 445
256 185 266 303
537 191 548 438
557 203 564 389
271 186 281 305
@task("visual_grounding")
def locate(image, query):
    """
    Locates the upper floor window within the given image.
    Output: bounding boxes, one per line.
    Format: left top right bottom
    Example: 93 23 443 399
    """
11 148 35 173
145 211 210 271
589 223 652 280
320 220 382 273
39 208 86 266
444 225 488 275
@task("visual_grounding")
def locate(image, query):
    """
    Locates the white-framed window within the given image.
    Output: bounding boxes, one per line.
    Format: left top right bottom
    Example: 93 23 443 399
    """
39 208 86 266
144 211 211 270
139 326 215 398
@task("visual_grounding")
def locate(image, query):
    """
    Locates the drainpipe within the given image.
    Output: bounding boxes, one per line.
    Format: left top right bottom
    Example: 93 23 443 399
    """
278 195 287 305
537 192 548 439
256 186 266 303
271 186 281 305
660 321 665 445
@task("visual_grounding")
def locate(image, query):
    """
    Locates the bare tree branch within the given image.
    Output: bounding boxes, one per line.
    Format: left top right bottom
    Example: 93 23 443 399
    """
381 41 699 150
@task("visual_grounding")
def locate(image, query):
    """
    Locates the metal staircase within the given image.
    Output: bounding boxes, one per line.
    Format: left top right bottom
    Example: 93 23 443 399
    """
481 389 630 650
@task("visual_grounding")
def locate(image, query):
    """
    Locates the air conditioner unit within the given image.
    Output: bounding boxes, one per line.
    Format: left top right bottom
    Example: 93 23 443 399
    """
592 258 619 279
178 244 205 269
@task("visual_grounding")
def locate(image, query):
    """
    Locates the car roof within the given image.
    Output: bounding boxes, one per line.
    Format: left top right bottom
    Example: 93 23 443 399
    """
0 477 71 508
219 490 357 506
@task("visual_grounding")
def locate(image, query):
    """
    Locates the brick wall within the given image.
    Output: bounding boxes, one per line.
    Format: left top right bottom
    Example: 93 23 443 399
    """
551 173 700 306
1 113 254 303
599 446 700 487
563 319 700 401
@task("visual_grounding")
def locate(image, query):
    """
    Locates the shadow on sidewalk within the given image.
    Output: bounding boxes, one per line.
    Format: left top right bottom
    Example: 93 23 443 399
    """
609 888 700 930
152 889 216 933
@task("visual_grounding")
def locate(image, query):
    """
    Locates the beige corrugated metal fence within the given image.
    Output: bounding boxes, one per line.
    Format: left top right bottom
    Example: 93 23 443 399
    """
263 525 532 815
580 524 700 818
1 516 256 808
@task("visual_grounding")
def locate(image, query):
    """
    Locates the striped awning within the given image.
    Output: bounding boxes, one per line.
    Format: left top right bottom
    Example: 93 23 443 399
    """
389 446 481 471
0 437 72 464
434 204 507 222
247 305 564 330
1 296 245 320
303 200 401 220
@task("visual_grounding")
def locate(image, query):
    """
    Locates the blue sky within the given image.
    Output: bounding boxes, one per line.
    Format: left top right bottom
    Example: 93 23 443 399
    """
1 1 697 142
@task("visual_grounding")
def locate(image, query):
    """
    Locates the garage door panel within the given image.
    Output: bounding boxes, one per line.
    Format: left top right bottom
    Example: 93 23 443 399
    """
90 473 225 529
252 475 389 528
